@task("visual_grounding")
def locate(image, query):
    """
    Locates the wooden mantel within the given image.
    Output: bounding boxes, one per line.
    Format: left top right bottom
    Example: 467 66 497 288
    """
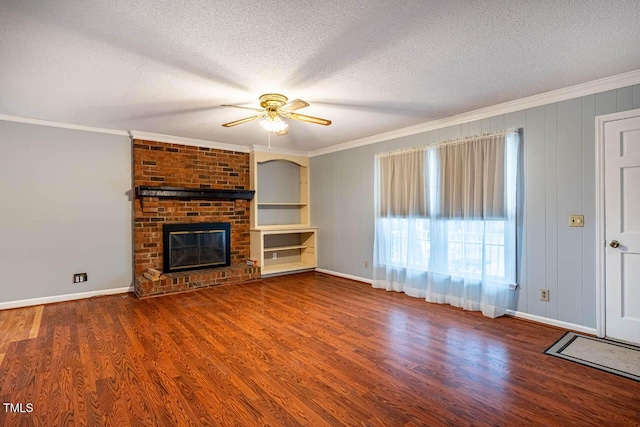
136 186 255 201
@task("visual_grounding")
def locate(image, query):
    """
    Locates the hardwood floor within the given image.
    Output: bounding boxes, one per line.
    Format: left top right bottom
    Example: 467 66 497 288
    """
0 305 42 366
1 272 639 426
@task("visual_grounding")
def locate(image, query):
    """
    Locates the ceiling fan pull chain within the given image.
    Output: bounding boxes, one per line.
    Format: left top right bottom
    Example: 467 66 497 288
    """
268 131 271 151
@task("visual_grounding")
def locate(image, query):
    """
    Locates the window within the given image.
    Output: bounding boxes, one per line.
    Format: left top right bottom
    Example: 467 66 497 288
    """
385 218 430 270
373 129 519 318
384 218 507 280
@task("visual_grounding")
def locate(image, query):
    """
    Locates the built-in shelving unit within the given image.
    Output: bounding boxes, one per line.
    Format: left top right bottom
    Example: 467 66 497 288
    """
249 151 316 276
251 226 317 276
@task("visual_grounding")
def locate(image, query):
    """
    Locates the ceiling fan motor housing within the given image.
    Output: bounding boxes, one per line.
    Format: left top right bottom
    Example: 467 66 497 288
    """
259 93 288 109
221 94 330 128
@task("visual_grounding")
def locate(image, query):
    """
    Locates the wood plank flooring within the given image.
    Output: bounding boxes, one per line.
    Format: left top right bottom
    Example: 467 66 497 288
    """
1 272 639 426
0 305 42 366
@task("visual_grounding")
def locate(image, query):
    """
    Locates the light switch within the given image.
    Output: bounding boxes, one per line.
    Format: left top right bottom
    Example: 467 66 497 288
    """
569 215 584 227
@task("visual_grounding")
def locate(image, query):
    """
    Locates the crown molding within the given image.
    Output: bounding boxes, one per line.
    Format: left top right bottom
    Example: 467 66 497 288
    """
130 130 251 153
250 144 310 157
0 114 129 136
310 68 640 157
4 68 639 156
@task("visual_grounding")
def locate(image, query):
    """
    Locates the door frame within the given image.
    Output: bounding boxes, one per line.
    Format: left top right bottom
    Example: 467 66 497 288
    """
595 108 640 338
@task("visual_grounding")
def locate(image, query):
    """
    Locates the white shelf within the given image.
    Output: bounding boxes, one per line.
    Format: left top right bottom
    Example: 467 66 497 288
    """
257 202 307 207
264 245 308 252
262 262 316 275
252 224 315 232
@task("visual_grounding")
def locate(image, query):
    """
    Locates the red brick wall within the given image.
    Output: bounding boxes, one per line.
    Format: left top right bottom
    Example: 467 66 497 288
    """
133 140 250 276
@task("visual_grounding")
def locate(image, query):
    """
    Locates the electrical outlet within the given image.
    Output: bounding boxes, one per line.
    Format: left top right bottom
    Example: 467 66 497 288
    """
364 261 369 268
73 273 88 283
272 252 277 260
540 289 550 302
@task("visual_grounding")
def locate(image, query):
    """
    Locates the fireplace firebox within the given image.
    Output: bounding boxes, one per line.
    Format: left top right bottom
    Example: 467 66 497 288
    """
162 222 231 273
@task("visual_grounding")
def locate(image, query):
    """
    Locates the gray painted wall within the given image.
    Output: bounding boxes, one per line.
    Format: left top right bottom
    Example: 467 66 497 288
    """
0 121 132 303
311 84 640 328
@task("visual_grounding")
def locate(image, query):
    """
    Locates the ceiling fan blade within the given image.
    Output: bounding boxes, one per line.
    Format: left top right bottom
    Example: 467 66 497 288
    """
221 115 263 127
288 113 332 126
281 99 309 111
220 104 264 112
276 128 289 136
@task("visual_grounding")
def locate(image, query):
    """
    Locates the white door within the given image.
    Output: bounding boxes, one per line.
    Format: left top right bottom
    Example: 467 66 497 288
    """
605 114 640 344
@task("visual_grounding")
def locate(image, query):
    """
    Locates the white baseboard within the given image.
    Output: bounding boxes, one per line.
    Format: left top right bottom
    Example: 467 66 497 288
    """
0 286 134 310
316 269 596 334
314 268 373 284
506 310 597 335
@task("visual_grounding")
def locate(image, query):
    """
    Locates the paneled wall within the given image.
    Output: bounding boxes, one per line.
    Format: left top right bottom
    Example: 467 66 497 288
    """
311 85 640 328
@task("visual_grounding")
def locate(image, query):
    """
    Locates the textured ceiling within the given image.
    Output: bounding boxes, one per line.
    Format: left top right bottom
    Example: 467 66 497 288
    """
1 0 640 151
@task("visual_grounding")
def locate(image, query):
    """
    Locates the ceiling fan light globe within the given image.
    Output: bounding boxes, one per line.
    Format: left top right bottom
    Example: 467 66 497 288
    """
260 115 288 132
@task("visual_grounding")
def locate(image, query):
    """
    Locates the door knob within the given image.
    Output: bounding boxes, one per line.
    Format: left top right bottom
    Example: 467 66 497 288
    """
610 240 620 248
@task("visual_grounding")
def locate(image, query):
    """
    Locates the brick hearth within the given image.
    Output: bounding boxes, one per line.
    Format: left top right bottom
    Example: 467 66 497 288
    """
133 139 260 297
135 265 259 298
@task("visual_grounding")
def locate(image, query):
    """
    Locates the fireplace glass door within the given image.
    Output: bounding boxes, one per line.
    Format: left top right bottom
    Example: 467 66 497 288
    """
163 222 231 273
169 230 226 270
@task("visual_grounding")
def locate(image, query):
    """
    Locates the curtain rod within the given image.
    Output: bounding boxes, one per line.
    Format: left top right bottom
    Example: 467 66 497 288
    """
375 128 519 158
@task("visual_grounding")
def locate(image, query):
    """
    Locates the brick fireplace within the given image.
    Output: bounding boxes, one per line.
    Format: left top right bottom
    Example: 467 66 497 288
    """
133 139 260 297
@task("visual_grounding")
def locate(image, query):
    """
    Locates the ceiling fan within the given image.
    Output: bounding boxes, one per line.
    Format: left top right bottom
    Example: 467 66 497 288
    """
221 93 331 136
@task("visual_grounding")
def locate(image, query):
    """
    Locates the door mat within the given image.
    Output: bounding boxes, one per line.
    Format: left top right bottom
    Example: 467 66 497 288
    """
545 332 640 382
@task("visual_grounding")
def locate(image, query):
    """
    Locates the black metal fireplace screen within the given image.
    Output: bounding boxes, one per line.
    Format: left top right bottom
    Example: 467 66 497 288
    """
162 222 231 273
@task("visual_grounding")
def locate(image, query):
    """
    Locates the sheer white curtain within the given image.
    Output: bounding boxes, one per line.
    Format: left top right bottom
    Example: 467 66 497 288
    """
373 130 519 318
373 150 430 297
